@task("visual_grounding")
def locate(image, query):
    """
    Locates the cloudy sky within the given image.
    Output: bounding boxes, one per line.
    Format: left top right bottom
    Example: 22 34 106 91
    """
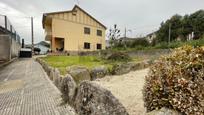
0 0 204 44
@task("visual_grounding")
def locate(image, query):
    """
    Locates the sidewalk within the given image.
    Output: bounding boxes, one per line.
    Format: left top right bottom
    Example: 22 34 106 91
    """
0 58 75 115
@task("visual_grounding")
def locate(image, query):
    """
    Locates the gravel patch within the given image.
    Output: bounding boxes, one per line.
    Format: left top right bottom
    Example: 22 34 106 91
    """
94 69 149 115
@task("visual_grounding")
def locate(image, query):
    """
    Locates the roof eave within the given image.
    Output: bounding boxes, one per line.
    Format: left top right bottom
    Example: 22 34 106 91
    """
42 5 107 30
73 5 107 29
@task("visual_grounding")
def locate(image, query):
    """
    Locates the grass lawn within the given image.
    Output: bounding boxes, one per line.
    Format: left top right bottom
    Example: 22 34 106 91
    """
40 56 142 75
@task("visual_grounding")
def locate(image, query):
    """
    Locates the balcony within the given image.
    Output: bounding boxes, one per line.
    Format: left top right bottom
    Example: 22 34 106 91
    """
45 29 52 41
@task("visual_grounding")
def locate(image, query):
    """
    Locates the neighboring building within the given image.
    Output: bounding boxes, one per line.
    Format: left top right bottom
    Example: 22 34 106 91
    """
105 40 111 48
25 41 50 55
42 5 106 54
118 37 137 42
187 32 195 41
35 41 50 54
146 32 157 43
106 37 136 48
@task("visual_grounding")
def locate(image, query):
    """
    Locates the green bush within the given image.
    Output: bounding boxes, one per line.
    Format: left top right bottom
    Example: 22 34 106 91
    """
143 46 204 114
186 38 204 47
154 42 169 49
111 37 204 52
107 52 131 62
153 38 204 49
130 38 149 48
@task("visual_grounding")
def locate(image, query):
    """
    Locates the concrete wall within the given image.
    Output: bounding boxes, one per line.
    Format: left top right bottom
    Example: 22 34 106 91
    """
127 49 171 59
11 38 20 58
0 35 11 61
0 35 20 61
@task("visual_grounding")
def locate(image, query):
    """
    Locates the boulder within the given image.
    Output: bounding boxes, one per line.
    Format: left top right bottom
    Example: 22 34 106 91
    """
57 75 63 89
49 67 55 81
125 61 150 72
147 108 182 115
41 60 46 69
67 66 91 84
46 66 52 76
129 62 145 71
111 63 132 75
60 74 77 105
74 81 129 115
53 68 61 87
90 66 108 80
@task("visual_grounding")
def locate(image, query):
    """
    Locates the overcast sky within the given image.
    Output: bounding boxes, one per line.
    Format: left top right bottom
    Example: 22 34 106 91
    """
0 0 204 44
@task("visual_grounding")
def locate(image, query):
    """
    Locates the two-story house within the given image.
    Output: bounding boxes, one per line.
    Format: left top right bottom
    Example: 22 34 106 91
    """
42 5 106 54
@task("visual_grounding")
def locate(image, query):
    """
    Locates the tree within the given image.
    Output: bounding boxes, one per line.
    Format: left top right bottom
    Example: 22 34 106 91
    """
188 10 204 39
108 24 121 47
157 14 183 42
130 38 149 48
156 10 204 43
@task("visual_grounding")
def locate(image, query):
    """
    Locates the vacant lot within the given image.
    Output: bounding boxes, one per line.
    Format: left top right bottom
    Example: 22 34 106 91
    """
41 56 141 75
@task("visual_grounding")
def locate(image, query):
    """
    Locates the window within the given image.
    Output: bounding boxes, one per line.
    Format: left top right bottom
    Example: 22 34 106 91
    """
84 42 90 49
72 10 77 16
84 27 90 34
97 30 102 36
97 44 102 50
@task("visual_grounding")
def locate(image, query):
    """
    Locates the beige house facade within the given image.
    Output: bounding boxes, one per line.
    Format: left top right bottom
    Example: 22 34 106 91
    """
42 5 106 53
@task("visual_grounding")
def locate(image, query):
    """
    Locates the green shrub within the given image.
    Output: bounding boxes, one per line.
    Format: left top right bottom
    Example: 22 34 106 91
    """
154 42 169 49
130 38 149 48
186 38 204 47
107 52 131 62
143 45 204 114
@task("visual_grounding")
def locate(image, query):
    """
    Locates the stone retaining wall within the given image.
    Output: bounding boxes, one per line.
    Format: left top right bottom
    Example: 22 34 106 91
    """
48 49 171 58
36 58 129 115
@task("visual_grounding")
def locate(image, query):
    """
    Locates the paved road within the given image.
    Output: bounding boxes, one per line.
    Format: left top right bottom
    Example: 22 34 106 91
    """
0 58 75 115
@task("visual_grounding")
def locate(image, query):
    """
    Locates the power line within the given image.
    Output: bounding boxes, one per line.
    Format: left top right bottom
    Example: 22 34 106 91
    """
5 15 31 19
131 24 160 30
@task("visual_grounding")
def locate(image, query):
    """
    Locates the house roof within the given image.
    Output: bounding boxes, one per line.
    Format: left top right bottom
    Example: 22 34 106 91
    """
42 5 106 29
118 37 141 41
36 41 50 47
25 41 50 48
146 31 158 37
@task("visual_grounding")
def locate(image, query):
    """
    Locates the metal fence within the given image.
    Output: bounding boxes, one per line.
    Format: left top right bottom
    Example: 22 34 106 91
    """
0 15 21 44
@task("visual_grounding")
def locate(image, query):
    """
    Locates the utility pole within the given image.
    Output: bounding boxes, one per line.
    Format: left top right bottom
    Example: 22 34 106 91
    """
168 23 171 48
31 17 34 54
124 27 127 38
4 15 7 30
124 27 127 48
76 0 80 5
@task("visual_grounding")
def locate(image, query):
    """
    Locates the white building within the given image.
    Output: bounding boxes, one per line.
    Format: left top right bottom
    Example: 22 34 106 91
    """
146 32 157 43
35 41 50 55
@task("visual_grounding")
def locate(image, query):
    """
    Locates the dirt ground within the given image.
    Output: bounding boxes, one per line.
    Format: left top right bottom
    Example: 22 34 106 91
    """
94 69 149 115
